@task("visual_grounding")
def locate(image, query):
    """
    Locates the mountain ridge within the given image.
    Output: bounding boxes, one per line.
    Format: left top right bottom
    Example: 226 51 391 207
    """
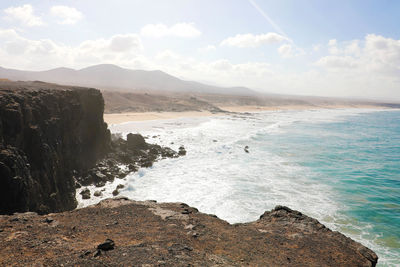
0 64 257 95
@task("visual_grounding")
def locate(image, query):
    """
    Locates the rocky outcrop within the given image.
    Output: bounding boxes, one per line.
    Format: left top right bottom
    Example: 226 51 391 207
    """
0 81 181 214
0 198 378 266
75 133 179 188
0 81 111 214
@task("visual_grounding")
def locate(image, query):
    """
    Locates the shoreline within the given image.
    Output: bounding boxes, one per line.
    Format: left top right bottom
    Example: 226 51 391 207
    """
104 110 218 124
104 104 389 124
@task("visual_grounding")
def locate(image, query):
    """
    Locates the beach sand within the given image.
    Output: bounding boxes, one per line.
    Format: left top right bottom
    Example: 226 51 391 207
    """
104 104 388 124
104 110 217 124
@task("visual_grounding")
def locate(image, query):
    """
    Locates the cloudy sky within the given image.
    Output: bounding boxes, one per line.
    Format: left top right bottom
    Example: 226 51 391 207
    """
0 0 400 100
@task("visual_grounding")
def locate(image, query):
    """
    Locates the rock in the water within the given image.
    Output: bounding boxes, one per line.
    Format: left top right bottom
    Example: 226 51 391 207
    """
97 239 115 251
178 146 187 156
112 189 119 196
127 133 147 150
94 191 102 197
80 188 90 199
94 181 106 188
244 146 249 153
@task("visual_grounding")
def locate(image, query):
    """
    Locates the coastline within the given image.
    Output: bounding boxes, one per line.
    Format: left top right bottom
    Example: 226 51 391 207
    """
0 82 385 265
104 110 218 124
104 104 389 124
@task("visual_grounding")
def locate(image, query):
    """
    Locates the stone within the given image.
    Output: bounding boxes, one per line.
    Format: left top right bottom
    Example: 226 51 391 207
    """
94 191 102 197
93 249 101 257
97 239 115 251
80 188 90 200
44 217 54 224
94 181 106 188
178 146 187 156
127 133 147 150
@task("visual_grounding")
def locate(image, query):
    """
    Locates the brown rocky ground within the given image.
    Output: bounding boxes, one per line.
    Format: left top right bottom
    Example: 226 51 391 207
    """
0 198 377 266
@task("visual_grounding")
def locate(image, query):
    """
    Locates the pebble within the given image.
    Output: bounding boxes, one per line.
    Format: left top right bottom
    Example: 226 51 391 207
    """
44 217 54 223
93 249 101 257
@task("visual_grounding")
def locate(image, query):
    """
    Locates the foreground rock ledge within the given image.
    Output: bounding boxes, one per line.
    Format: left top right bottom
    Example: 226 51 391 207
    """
0 198 377 266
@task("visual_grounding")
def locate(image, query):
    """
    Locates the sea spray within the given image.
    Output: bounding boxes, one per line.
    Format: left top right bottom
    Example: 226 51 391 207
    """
79 108 399 266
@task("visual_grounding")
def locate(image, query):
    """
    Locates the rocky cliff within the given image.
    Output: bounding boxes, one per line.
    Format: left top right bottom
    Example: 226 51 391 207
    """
0 81 111 214
0 198 378 266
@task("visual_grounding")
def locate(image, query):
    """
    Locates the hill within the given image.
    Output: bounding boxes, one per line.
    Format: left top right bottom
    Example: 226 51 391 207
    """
0 64 256 95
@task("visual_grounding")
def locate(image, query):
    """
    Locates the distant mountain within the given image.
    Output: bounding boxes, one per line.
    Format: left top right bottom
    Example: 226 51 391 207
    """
0 64 256 95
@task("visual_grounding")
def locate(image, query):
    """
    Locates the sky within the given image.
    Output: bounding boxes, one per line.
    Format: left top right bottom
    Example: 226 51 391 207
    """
0 0 399 100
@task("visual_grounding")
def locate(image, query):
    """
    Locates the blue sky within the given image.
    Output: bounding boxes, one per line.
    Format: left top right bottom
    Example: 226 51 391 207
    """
0 0 399 100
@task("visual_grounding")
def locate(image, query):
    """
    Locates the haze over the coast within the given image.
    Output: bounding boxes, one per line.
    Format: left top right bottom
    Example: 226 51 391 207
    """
1 1 400 266
0 0 400 100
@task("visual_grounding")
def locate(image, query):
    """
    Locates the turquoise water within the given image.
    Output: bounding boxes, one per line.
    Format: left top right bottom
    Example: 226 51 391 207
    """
264 110 400 265
100 109 400 265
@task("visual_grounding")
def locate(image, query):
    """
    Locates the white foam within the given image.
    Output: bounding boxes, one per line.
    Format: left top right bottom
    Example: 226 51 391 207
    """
79 108 398 265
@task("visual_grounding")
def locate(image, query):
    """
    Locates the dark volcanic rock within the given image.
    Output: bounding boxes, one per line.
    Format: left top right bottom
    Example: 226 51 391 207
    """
76 133 180 187
0 81 181 215
127 133 147 150
112 189 119 196
80 188 90 200
0 82 110 214
97 239 115 251
0 199 378 266
178 145 186 156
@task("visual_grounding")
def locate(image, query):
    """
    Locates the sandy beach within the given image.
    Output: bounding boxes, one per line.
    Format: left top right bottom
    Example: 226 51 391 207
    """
104 110 217 124
103 104 389 124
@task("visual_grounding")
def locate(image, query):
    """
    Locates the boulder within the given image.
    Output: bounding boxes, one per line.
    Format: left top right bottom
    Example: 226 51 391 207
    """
127 133 147 150
80 188 90 200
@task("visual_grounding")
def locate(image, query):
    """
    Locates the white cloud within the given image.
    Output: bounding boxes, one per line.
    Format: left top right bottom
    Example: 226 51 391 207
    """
108 34 142 52
344 40 361 56
278 44 305 58
317 34 400 75
328 39 340 54
328 39 337 46
220 33 288 48
315 55 358 69
198 45 216 53
312 44 321 52
50 5 83 25
311 34 400 98
278 44 292 58
0 29 143 70
140 23 201 38
155 49 182 62
4 4 44 27
0 29 399 100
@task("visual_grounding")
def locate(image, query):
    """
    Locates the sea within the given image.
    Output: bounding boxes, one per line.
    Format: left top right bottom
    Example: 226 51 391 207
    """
78 108 400 266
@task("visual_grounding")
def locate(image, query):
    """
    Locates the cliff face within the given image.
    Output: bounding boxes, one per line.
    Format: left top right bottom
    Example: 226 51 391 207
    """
0 198 378 266
0 81 111 214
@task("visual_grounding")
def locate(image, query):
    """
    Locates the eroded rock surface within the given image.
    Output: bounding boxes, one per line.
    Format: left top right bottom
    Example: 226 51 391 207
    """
0 81 110 214
0 81 179 214
0 198 377 266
